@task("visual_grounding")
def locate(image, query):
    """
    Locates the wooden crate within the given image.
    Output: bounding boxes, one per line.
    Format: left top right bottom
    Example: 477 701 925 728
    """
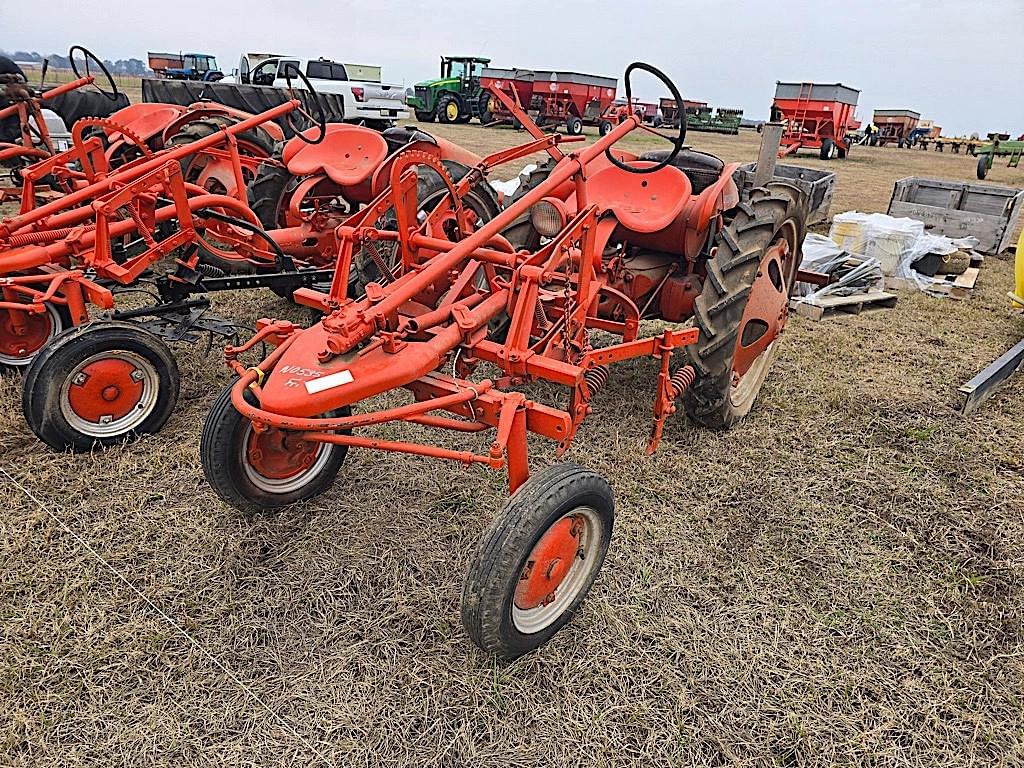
887 177 1024 254
738 163 836 224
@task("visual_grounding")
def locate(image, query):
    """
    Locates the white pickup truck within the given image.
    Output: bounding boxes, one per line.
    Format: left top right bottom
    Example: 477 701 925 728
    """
228 54 409 128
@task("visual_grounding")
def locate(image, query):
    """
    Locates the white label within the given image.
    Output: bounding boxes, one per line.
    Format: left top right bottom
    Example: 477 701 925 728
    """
304 369 353 394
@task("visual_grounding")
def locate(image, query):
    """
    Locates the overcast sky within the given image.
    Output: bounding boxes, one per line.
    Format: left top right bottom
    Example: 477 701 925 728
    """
6 0 1022 135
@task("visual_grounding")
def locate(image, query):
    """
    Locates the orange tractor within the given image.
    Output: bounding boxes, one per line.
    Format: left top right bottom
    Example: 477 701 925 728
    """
197 63 808 658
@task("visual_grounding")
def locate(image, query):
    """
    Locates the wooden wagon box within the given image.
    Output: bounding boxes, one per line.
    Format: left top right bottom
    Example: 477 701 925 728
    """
887 177 1024 254
737 163 837 224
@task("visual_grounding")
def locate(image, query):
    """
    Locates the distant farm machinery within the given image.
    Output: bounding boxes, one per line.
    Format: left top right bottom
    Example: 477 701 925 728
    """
195 63 808 659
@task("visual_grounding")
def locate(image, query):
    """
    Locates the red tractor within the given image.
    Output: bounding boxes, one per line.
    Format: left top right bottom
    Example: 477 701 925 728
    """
198 63 808 659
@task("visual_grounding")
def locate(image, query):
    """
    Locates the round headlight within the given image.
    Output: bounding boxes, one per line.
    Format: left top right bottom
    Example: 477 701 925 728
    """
529 197 568 238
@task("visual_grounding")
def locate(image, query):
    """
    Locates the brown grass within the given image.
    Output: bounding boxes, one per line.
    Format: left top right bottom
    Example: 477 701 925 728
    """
2 122 1023 767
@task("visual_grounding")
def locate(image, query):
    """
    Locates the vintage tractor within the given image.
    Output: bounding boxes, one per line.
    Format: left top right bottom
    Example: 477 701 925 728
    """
1 46 127 197
408 56 494 124
198 63 808 659
1 70 501 451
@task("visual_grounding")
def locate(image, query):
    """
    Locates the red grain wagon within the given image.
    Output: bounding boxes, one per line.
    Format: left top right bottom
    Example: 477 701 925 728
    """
870 109 921 147
481 67 617 135
773 81 860 160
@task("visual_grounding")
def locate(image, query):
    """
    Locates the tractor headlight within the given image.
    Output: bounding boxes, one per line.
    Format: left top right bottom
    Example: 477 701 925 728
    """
529 198 568 238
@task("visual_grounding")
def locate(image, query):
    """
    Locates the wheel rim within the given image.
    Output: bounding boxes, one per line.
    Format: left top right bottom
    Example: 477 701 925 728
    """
241 422 335 494
730 226 797 408
0 302 61 366
511 506 604 635
445 102 458 121
59 350 160 437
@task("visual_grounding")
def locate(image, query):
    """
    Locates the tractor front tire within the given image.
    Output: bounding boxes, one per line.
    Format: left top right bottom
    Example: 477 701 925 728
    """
201 383 350 512
461 464 614 660
437 94 462 124
683 183 807 430
22 322 179 451
414 109 436 123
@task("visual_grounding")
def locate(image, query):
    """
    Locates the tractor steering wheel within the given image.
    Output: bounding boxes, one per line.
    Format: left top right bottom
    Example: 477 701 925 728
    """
283 64 326 145
605 62 687 174
68 45 119 102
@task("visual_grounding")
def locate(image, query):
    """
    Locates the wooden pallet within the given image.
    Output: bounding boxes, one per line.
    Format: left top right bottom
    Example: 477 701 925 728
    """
791 291 898 321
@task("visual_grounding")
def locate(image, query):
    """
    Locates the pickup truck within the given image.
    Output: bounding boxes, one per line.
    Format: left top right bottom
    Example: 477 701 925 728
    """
228 55 408 128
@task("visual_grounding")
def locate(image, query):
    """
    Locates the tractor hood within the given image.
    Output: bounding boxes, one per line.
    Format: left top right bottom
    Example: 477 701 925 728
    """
414 77 461 90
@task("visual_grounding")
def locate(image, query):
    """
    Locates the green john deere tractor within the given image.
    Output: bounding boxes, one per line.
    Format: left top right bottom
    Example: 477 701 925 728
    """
408 56 494 124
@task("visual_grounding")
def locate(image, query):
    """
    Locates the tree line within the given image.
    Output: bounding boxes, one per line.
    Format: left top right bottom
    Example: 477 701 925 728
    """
1 50 148 76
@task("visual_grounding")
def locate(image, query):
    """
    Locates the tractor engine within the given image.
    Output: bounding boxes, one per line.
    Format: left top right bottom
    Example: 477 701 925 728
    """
598 247 702 324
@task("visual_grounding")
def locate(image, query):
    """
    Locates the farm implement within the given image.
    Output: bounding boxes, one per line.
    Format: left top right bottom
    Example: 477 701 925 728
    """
481 67 617 135
773 81 860 160
199 63 808 659
975 134 1024 180
1 69 501 452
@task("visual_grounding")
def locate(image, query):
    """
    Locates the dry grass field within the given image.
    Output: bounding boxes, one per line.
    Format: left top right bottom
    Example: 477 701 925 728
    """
2 115 1023 767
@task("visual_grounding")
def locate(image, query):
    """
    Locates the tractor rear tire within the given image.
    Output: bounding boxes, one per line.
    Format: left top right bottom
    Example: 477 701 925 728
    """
352 161 501 295
166 117 275 191
461 463 614 659
22 322 179 451
437 94 462 124
977 154 989 180
682 183 807 430
414 110 436 123
201 383 350 512
820 138 836 160
248 160 294 232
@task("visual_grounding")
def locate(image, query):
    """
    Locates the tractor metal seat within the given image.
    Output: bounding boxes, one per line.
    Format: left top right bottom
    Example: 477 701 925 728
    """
283 125 389 186
584 162 692 233
106 103 187 143
639 148 724 194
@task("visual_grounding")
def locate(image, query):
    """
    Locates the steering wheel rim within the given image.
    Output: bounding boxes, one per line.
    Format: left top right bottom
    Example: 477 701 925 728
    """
283 64 326 145
605 62 686 175
68 45 119 102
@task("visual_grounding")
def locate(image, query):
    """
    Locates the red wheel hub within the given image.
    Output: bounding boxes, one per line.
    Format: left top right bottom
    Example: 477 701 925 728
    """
246 428 320 479
732 237 793 378
0 306 54 360
66 358 145 422
514 515 584 611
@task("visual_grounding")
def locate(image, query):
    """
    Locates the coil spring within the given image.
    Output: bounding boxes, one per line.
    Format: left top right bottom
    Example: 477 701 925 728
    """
195 262 226 278
669 365 696 399
5 227 78 248
584 364 610 394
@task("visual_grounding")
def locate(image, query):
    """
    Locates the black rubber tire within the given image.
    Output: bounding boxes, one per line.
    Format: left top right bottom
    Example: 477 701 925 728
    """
461 463 614 660
819 138 835 160
477 93 493 124
165 116 275 188
683 183 807 430
566 115 584 136
21 322 180 451
414 109 436 123
0 301 72 374
437 93 461 124
977 154 989 180
201 383 349 512
247 159 293 231
598 120 613 136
